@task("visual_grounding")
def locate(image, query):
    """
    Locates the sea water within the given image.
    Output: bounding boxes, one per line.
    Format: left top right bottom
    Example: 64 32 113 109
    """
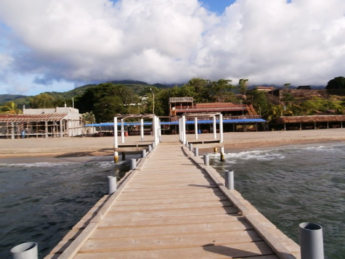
0 156 130 258
210 143 345 259
0 145 344 258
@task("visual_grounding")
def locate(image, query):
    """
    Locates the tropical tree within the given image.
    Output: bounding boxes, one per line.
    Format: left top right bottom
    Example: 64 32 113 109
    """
0 101 22 114
326 77 345 89
82 112 96 124
75 83 138 122
238 79 249 94
29 93 56 108
266 104 284 122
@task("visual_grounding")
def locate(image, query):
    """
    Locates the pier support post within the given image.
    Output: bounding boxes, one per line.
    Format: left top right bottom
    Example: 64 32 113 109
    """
299 222 324 259
194 147 199 157
189 143 193 152
114 151 119 163
131 159 136 170
220 147 225 161
11 242 38 259
108 176 117 194
225 170 234 190
142 149 147 158
204 154 209 166
148 145 152 152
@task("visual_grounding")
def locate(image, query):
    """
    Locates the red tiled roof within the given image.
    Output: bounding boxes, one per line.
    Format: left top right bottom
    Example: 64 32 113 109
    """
0 114 68 123
196 103 241 108
277 115 345 123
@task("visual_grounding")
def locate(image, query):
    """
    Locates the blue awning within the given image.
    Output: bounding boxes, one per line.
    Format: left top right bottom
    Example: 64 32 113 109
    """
84 118 265 127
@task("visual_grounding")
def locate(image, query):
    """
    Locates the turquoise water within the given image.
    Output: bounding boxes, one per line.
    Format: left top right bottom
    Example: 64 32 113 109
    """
210 143 345 259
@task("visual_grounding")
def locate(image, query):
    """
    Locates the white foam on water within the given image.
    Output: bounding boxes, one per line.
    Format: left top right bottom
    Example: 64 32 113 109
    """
303 145 338 153
209 150 285 162
0 162 75 168
93 160 118 168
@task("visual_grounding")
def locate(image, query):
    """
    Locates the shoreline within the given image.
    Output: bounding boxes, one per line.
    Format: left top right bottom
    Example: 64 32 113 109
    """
1 129 345 158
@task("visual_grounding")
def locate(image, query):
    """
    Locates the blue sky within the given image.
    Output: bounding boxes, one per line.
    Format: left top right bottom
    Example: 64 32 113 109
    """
0 0 344 96
201 0 236 13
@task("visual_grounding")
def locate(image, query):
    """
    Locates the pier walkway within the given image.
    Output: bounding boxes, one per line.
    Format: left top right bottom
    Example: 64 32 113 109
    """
46 143 300 259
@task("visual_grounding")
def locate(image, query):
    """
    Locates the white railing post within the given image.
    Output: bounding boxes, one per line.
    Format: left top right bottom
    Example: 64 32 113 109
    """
195 117 198 140
121 119 124 144
213 115 217 140
220 114 224 143
140 119 144 141
182 115 186 145
114 117 118 163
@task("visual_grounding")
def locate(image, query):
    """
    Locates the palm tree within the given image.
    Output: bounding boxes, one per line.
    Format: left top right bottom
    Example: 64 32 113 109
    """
0 101 22 114
82 112 96 125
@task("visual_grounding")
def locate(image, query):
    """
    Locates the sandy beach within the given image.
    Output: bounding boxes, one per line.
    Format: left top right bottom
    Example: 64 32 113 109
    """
0 128 345 158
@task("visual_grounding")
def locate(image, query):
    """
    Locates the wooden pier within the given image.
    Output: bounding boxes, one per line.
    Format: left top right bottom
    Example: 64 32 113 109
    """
46 143 300 259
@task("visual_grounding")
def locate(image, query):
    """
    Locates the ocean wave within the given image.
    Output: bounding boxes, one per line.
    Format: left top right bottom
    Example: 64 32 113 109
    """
0 162 75 168
90 160 120 168
303 145 338 153
209 150 285 161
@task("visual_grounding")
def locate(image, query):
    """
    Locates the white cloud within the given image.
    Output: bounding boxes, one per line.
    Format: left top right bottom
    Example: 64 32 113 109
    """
0 0 344 94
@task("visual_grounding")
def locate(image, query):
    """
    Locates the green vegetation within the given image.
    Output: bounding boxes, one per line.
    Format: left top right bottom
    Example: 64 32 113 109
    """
326 77 345 89
0 101 22 114
0 95 26 104
2 76 345 124
247 89 345 122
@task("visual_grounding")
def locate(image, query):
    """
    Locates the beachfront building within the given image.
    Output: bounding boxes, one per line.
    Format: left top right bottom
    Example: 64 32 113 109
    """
0 106 82 139
275 115 345 131
169 97 266 132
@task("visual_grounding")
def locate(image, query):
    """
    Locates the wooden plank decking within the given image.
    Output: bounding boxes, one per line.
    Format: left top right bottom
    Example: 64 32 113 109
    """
46 143 300 259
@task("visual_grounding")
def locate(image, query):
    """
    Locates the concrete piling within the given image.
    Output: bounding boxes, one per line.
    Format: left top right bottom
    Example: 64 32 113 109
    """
11 242 38 259
108 176 117 194
225 170 234 190
142 149 147 158
131 159 136 170
204 154 209 166
114 151 119 163
220 147 225 161
194 147 199 157
299 222 324 259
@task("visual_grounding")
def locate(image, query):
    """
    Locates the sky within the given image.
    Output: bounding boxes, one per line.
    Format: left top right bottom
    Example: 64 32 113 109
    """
0 0 344 96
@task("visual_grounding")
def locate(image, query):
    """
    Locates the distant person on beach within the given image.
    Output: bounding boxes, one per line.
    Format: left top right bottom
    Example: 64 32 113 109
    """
21 129 26 139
